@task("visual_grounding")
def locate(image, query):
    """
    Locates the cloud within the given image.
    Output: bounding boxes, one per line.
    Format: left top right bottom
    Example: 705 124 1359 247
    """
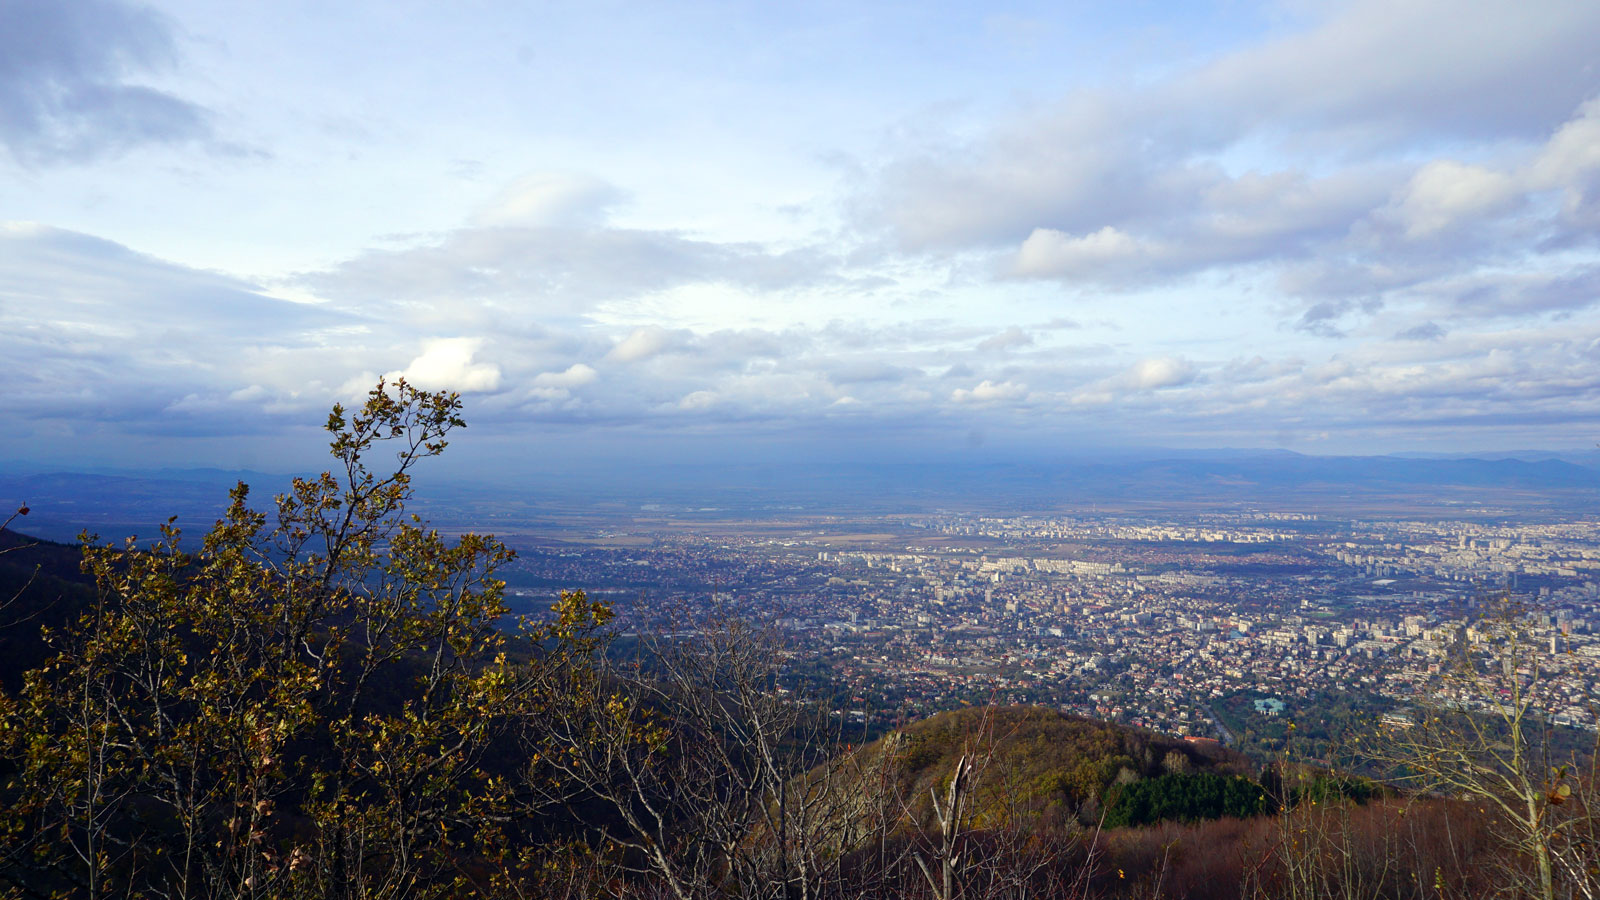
825 360 916 385
678 390 719 411
1374 97 1600 240
7 221 1600 456
0 222 323 330
388 338 502 393
1072 356 1200 406
976 325 1034 353
1178 0 1600 143
852 0 1600 337
6 204 1596 458
606 326 676 363
1011 226 1143 278
471 173 624 227
303 222 837 323
994 164 1396 289
0 0 210 165
1033 317 1082 331
532 362 598 388
1528 96 1600 203
1384 161 1521 238
950 380 1027 404
0 223 358 429
1123 357 1197 391
1293 297 1381 338
1220 356 1304 385
1395 322 1446 342
1444 267 1600 319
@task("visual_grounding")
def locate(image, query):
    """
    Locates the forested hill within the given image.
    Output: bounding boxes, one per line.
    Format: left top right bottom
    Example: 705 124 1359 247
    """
848 705 1260 828
0 528 94 691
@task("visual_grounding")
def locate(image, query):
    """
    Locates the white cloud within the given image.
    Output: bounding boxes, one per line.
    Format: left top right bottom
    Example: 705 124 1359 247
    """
1374 96 1600 239
532 362 598 388
1075 357 1199 404
950 380 1027 404
7 214 1599 457
678 390 718 410
389 338 502 393
1125 357 1196 390
336 371 382 399
1529 97 1600 187
1012 226 1143 278
1384 161 1520 238
859 0 1600 336
606 325 674 363
976 326 1034 353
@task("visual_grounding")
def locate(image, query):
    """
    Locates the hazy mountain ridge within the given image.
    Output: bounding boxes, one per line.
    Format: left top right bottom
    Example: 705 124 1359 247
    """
5 451 1595 540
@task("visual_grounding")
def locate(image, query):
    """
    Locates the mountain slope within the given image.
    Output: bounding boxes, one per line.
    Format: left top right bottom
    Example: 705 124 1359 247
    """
839 705 1257 828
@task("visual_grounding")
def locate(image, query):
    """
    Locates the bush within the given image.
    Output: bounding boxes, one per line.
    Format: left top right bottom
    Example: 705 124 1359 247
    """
1103 772 1271 828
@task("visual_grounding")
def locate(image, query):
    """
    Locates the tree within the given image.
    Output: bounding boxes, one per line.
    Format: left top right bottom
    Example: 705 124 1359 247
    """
525 625 1104 900
1372 596 1600 900
0 379 612 900
1102 772 1269 828
523 613 885 900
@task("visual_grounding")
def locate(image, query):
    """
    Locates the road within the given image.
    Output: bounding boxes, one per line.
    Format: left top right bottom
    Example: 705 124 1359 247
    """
1175 649 1237 747
1200 702 1236 747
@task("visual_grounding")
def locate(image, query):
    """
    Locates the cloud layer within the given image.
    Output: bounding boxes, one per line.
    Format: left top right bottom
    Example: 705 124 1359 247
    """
2 1 1599 466
0 0 209 164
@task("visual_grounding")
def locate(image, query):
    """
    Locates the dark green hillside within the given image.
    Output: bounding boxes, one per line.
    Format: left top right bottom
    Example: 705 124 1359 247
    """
1102 771 1269 827
0 528 96 691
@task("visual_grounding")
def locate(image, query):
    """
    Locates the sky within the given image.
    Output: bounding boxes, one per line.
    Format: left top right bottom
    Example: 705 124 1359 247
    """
3 0 1600 475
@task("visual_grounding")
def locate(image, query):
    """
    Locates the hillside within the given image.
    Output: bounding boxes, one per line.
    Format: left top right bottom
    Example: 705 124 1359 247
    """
0 528 96 691
846 705 1258 830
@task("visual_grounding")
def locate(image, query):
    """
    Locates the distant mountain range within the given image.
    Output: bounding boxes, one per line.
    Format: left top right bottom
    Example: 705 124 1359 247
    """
3 449 1597 540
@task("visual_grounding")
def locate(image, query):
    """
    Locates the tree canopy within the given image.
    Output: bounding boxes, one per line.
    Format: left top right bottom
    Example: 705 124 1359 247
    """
0 379 611 900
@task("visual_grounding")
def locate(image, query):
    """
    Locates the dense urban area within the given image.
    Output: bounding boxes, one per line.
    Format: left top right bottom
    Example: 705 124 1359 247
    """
502 509 1600 761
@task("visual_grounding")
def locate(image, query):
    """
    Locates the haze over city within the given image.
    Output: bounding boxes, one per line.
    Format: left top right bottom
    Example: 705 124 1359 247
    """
4 0 1600 480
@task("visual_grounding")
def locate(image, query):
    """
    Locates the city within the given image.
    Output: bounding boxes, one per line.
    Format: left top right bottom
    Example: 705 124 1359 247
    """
501 508 1600 755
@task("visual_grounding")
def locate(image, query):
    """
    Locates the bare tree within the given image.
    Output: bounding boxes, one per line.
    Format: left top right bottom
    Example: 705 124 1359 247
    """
1371 596 1599 900
525 614 896 900
894 705 1096 900
912 749 973 900
0 504 37 618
